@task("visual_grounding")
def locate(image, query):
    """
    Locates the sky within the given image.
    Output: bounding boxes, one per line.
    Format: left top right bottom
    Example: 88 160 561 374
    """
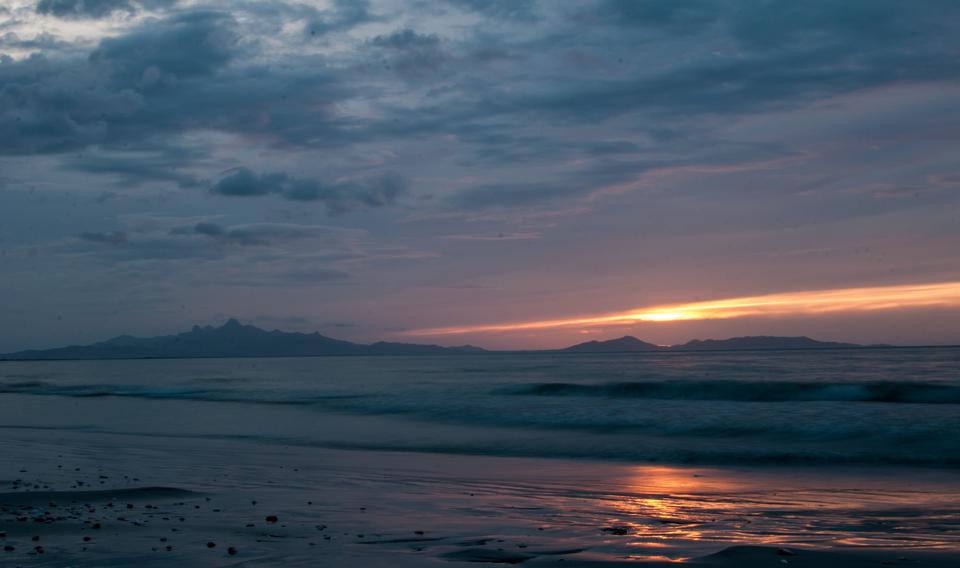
1 0 959 351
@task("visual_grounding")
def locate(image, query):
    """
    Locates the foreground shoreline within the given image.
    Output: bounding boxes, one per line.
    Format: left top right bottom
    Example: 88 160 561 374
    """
1 426 958 567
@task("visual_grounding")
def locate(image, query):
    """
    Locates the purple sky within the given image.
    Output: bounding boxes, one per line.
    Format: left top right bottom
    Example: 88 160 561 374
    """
1 0 959 351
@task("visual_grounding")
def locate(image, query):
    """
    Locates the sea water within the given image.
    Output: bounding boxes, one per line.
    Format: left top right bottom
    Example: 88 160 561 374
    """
1 347 958 467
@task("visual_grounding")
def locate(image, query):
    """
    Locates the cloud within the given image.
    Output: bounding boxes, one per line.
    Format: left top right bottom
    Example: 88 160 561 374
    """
90 10 237 85
304 0 376 37
371 29 440 51
192 221 223 237
62 145 202 187
35 0 177 19
280 266 350 283
446 0 539 21
444 232 541 241
210 168 408 214
215 223 350 246
0 8 344 160
209 168 278 197
36 0 136 19
168 220 364 247
369 28 446 76
450 180 600 209
62 220 369 267
584 0 718 32
0 31 72 52
78 230 127 244
5 0 956 208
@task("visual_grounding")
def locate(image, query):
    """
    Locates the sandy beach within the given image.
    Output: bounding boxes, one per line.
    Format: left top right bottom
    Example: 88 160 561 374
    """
2 423 959 567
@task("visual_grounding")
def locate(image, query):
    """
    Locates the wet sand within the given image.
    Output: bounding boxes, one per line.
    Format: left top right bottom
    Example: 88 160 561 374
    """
1 426 958 567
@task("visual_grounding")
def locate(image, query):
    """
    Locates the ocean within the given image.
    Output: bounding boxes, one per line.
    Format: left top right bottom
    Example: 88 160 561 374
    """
2 347 958 467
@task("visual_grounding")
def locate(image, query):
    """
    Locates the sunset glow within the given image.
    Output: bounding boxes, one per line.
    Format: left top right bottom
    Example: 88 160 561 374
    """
405 281 960 336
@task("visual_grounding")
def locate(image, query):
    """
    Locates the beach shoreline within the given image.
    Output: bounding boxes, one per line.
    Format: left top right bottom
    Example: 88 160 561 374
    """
2 425 958 567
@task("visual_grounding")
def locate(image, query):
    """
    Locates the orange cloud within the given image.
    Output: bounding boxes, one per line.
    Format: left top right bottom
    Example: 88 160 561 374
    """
405 281 960 336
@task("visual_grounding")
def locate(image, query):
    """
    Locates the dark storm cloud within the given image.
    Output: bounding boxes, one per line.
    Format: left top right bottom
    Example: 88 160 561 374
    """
0 8 346 160
0 11 241 156
3 0 958 191
372 0 960 163
90 10 237 84
210 168 408 214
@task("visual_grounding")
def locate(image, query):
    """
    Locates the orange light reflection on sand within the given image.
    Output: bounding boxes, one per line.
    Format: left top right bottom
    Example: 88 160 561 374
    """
607 466 735 548
405 281 960 336
596 465 960 554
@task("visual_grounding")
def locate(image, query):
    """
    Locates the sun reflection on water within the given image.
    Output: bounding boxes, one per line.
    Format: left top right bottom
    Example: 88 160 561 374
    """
591 465 960 559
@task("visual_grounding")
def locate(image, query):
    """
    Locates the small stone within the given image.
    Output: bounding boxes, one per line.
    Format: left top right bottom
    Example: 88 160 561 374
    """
601 526 630 536
228 546 237 556
3 545 14 552
206 541 216 548
265 515 278 523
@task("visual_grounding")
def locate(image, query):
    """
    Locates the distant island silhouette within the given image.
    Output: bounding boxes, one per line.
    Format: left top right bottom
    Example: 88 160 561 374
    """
0 320 897 361
562 335 868 353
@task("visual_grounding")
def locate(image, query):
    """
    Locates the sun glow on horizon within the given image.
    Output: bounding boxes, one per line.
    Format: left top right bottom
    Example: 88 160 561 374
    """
404 280 960 337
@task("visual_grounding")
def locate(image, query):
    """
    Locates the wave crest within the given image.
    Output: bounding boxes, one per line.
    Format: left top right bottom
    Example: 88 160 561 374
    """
505 380 960 404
